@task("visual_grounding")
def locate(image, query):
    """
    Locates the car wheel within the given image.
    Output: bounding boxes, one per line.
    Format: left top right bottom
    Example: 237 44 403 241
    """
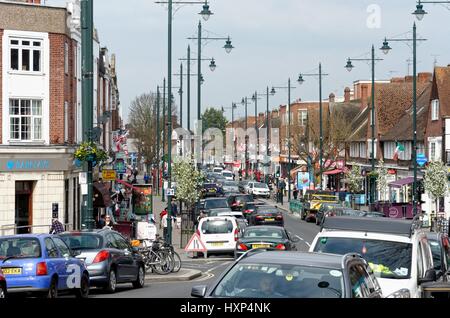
104 268 117 293
46 277 58 298
75 273 90 298
132 266 145 289
0 284 6 299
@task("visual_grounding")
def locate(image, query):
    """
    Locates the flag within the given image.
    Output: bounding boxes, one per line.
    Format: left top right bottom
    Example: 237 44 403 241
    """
393 143 405 161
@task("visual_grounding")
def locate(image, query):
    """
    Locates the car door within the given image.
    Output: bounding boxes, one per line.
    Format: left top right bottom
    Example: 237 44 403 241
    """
44 238 68 290
347 263 373 298
105 233 126 282
52 237 78 291
112 233 136 280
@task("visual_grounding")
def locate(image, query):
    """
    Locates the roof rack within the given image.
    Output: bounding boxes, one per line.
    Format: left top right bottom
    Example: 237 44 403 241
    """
321 215 423 238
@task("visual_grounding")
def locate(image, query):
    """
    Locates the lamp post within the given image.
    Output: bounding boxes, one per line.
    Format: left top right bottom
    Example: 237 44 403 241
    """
297 63 329 190
232 103 237 163
272 79 297 201
241 97 251 179
156 86 161 196
345 46 383 207
380 24 427 216
412 0 450 20
81 0 95 230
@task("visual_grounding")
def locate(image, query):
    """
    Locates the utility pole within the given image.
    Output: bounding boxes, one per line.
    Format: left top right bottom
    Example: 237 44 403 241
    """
167 0 173 243
179 63 183 128
187 46 191 132
156 86 161 196
81 0 95 230
162 78 166 203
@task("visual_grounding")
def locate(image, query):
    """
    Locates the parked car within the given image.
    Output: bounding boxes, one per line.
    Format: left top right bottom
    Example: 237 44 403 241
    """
227 194 254 211
191 250 383 298
235 226 299 258
238 180 250 193
0 234 90 298
197 216 240 256
222 170 234 181
59 229 145 294
201 183 223 198
0 268 6 298
222 181 239 193
310 216 436 298
247 182 270 198
249 205 284 226
426 232 450 282
315 203 343 225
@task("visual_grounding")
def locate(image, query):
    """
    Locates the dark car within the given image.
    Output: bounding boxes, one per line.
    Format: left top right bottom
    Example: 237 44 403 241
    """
59 229 145 294
315 203 343 225
191 250 383 298
235 226 299 258
0 268 6 298
203 198 230 215
250 205 284 226
427 232 450 282
201 183 223 198
241 201 265 221
227 194 254 211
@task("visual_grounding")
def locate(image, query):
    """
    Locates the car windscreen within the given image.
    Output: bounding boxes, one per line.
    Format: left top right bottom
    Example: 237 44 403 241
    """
313 237 412 279
223 172 233 177
201 220 234 234
60 233 104 250
204 184 217 189
205 199 229 209
236 195 253 202
428 240 442 270
244 228 285 239
254 183 268 189
0 237 42 259
212 263 344 298
256 207 279 214
224 181 238 187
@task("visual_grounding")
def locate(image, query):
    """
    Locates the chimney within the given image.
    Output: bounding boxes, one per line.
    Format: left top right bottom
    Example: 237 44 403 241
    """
360 84 369 107
329 93 335 103
418 72 432 83
344 87 351 103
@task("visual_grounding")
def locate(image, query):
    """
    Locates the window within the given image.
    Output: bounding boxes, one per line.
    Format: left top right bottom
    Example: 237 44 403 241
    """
360 142 367 158
398 142 412 161
64 102 69 142
298 110 308 127
45 238 59 258
383 142 396 160
417 142 425 156
9 38 42 72
9 99 43 141
431 99 440 121
430 142 437 161
350 143 360 158
52 237 71 257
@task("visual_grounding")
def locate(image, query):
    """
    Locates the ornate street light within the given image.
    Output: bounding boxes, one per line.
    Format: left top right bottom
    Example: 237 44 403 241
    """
224 37 234 54
380 38 392 55
209 58 216 72
199 1 213 21
345 58 355 72
297 74 305 85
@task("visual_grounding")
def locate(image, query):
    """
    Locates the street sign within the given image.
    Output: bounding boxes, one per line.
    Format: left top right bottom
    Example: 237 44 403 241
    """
167 188 175 196
102 169 117 181
417 153 428 167
79 172 87 184
184 233 207 252
114 159 126 174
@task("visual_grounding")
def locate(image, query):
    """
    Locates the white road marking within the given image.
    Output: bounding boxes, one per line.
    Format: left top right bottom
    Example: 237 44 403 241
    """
295 235 311 247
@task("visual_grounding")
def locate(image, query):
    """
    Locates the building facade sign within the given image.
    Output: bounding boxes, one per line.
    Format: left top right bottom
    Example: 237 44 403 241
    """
0 158 72 172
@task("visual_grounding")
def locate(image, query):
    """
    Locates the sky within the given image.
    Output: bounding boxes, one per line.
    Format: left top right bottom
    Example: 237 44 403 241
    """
46 0 450 126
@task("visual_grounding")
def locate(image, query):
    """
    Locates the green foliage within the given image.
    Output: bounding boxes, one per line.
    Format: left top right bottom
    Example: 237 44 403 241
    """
173 158 203 208
424 161 448 200
202 108 229 135
347 165 364 193
376 160 388 201
74 141 108 163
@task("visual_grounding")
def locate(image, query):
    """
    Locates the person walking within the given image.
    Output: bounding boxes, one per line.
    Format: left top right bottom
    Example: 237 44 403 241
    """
103 215 115 230
144 172 150 184
293 187 299 200
278 179 286 205
49 218 65 234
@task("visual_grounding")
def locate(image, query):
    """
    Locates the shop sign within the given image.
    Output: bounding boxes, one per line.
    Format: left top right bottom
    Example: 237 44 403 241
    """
0 158 71 172
102 169 117 181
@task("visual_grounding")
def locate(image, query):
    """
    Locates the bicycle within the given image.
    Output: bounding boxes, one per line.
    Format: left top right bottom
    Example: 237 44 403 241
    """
159 240 182 273
138 239 174 275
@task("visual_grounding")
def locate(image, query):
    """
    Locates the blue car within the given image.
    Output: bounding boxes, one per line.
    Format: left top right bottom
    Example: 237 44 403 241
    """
0 234 90 298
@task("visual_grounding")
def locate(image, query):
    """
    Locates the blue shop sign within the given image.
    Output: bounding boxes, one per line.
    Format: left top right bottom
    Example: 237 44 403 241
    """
6 160 49 170
0 158 71 172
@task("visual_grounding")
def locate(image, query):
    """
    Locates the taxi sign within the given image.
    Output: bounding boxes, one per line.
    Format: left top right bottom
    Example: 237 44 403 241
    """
102 169 117 181
184 233 207 252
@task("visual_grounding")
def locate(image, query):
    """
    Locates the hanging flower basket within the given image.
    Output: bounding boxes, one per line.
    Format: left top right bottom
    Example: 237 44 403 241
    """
74 141 109 163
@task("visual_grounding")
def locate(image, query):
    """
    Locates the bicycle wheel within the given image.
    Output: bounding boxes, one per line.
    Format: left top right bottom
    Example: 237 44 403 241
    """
151 250 174 275
171 251 182 273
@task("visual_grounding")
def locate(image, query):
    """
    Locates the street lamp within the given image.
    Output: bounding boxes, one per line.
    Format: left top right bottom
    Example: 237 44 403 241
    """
199 0 213 21
209 58 216 72
345 46 383 207
224 37 234 54
272 79 297 201
251 93 262 177
297 63 329 190
380 24 427 216
411 0 450 21
241 97 252 179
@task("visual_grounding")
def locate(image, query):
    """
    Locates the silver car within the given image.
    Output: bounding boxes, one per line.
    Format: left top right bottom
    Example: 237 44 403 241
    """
60 229 145 294
223 181 240 193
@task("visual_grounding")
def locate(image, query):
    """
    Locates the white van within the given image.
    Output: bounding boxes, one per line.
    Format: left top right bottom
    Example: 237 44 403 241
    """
197 216 240 255
221 170 234 181
213 166 224 174
309 216 435 298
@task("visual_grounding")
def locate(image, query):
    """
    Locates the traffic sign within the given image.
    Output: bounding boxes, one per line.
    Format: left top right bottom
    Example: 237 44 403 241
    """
416 153 428 167
167 188 175 196
184 233 207 252
102 169 117 181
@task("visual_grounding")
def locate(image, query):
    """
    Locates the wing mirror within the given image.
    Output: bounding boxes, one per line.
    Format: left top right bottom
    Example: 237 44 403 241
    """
419 269 437 284
191 285 207 298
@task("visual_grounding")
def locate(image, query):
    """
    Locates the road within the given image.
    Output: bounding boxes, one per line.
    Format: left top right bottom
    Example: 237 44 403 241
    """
94 198 320 298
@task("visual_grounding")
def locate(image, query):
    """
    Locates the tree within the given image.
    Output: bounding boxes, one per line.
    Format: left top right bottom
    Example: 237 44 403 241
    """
173 158 203 211
128 92 177 170
376 160 388 202
292 106 353 182
201 108 229 136
424 161 449 215
346 165 364 209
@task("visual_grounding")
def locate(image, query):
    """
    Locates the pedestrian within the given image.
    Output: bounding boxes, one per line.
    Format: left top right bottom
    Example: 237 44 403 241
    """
293 187 299 200
97 214 106 229
103 215 115 230
49 217 65 234
144 172 150 184
159 207 168 229
161 208 174 242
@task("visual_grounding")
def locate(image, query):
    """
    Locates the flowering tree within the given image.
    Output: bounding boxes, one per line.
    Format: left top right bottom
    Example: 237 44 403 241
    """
347 165 363 193
376 160 388 202
424 161 449 214
173 158 203 211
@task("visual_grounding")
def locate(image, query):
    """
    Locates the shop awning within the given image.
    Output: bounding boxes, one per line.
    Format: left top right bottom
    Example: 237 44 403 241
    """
388 177 422 188
93 182 112 207
324 169 344 175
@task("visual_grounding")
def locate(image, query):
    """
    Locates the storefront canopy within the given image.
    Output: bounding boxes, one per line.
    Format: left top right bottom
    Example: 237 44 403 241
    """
388 177 422 189
324 169 344 175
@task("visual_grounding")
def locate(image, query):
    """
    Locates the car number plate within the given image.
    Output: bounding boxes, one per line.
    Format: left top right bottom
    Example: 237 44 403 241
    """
265 218 275 221
210 242 224 247
2 267 22 275
252 244 271 249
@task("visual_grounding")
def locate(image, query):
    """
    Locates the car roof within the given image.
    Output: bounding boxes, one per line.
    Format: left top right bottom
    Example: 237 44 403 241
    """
240 251 345 268
314 230 414 244
245 225 285 231
0 234 50 239
200 216 237 222
256 205 278 209
204 197 228 201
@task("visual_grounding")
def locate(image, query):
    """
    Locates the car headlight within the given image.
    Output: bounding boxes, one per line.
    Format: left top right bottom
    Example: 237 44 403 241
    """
386 289 411 298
